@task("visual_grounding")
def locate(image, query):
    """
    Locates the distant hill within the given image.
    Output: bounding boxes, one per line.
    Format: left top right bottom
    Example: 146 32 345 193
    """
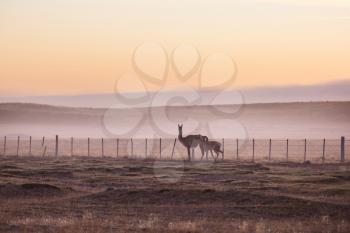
0 102 349 139
1 80 350 108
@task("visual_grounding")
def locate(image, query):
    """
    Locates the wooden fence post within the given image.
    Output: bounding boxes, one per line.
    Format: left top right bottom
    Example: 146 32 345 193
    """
286 139 289 161
16 136 20 157
341 136 345 162
116 138 119 157
159 138 162 159
3 136 6 156
236 138 239 160
88 138 90 157
42 146 47 157
268 139 272 161
145 138 148 158
29 136 32 156
252 138 255 162
130 138 133 157
304 139 307 162
322 139 326 163
222 138 225 160
171 138 177 159
71 137 74 156
102 138 104 157
55 135 58 157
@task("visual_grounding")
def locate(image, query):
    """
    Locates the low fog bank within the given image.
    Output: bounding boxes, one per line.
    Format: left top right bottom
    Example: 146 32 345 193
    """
0 102 349 139
1 80 350 108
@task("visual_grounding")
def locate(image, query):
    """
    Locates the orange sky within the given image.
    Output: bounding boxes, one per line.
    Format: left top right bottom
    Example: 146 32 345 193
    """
0 0 349 95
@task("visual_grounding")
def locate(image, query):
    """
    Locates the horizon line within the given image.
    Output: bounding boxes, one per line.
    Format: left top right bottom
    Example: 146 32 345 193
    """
1 78 349 98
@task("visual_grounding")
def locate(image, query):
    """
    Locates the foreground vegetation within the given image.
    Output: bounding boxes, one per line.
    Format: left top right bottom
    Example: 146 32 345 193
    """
0 156 349 232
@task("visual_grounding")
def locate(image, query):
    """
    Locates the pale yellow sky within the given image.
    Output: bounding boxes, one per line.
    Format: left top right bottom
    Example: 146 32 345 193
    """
0 0 349 95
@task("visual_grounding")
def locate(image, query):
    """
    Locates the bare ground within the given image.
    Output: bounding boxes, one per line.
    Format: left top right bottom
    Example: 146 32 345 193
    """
0 156 350 232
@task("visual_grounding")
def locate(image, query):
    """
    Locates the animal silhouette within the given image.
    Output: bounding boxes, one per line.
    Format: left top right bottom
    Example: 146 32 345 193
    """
201 136 223 161
177 124 206 161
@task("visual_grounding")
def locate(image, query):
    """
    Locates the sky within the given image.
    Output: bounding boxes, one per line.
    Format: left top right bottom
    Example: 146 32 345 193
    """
0 0 350 96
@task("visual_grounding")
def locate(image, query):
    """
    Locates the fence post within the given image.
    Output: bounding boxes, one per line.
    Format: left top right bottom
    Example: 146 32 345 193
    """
222 138 225 160
42 146 47 157
116 138 119 157
55 135 58 157
29 136 32 156
3 136 6 156
102 138 104 157
304 139 307 162
171 138 177 159
269 139 272 161
286 139 289 161
130 138 133 157
145 138 148 158
341 136 345 162
322 139 326 163
42 136 45 147
252 138 255 162
88 138 90 157
236 138 239 160
159 138 162 159
16 136 20 157
71 137 74 156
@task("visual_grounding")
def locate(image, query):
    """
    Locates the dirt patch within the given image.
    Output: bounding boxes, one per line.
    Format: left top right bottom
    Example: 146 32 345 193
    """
333 175 350 181
78 188 350 218
0 183 62 198
0 169 73 179
294 176 341 184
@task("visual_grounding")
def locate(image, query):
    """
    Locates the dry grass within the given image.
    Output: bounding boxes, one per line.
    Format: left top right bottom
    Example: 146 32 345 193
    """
0 156 349 232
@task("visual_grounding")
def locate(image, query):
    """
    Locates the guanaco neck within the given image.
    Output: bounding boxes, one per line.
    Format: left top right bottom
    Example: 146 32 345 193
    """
178 129 183 141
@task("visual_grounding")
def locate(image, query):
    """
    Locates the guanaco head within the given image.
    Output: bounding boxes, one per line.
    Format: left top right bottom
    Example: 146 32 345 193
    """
178 124 183 136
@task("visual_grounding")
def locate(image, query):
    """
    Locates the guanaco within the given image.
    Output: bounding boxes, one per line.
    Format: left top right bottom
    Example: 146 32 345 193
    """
201 136 223 161
178 124 206 161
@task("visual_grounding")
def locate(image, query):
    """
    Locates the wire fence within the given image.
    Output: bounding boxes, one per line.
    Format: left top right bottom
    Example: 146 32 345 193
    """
0 136 348 163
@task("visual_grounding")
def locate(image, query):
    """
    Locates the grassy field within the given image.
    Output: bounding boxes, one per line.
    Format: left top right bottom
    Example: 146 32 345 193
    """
0 156 350 232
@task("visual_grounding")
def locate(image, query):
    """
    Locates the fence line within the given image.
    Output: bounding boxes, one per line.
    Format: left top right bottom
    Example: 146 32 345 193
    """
0 135 348 163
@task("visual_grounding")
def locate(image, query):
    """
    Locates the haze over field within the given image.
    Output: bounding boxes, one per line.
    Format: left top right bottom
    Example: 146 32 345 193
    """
0 101 349 139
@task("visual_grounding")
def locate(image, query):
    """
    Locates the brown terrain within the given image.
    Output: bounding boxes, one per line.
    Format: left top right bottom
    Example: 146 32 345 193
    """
0 156 350 232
